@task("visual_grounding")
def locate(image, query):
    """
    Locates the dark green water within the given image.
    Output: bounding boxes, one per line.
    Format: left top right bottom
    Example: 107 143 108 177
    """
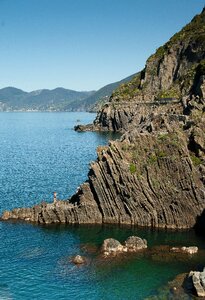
0 112 204 299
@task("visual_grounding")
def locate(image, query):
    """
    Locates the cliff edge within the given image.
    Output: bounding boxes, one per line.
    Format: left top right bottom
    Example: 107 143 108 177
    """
75 8 205 132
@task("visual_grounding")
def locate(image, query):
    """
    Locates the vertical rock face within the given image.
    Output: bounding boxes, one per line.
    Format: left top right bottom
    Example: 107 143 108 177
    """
93 103 137 132
92 100 184 132
76 8 205 133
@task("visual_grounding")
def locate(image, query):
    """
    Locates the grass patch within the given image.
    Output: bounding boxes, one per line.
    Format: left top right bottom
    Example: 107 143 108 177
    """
122 144 128 151
158 133 169 141
191 155 203 166
129 163 137 174
148 154 157 164
157 150 167 158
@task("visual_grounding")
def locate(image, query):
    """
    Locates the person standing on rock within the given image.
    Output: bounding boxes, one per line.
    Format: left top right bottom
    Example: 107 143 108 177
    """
53 192 57 204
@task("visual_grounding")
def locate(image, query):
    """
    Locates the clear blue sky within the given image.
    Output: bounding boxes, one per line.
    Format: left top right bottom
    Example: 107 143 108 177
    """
0 0 204 91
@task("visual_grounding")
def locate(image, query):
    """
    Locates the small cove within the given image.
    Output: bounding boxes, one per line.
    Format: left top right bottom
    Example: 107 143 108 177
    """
0 112 204 300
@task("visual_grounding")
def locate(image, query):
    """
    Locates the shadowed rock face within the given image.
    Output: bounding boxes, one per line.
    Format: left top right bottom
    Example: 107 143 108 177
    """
185 268 205 297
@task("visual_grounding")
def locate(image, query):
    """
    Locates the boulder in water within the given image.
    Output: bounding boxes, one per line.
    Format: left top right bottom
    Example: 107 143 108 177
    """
101 236 148 256
125 236 147 251
101 238 124 256
71 255 86 265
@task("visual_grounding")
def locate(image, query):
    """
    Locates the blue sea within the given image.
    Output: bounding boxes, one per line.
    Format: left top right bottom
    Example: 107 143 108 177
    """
0 112 204 300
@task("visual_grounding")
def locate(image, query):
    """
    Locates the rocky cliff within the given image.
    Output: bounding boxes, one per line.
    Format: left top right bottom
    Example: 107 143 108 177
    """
2 97 205 228
1 9 205 229
75 8 205 133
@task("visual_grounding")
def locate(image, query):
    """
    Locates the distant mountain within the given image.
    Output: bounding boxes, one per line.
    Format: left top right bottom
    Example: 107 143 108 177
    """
0 87 95 111
68 73 137 111
0 73 137 112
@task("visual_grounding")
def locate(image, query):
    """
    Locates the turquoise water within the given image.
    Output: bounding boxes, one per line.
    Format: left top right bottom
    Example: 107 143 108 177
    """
0 112 204 300
0 112 116 212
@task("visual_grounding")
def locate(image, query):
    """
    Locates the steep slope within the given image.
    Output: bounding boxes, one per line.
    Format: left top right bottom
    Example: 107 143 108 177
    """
77 8 205 132
70 73 137 112
113 7 205 102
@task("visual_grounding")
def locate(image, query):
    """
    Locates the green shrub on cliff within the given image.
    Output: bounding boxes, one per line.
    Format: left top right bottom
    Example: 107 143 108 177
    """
157 150 167 158
158 133 169 141
191 155 203 166
148 153 157 164
129 163 137 174
112 73 142 101
157 87 181 99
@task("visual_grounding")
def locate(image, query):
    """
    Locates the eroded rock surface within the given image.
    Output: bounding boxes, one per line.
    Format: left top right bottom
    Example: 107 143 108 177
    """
125 236 147 251
2 102 205 227
76 9 205 133
101 236 147 256
101 238 125 256
185 268 205 297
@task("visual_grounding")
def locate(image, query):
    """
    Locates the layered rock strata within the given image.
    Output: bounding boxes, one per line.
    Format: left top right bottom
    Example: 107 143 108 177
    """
2 97 205 227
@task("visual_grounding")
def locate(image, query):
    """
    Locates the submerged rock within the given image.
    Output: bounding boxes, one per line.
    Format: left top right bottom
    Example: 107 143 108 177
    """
145 273 190 300
171 246 198 255
71 255 86 265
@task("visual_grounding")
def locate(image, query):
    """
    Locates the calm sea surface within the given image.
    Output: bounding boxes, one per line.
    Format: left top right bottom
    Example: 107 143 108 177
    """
0 112 204 300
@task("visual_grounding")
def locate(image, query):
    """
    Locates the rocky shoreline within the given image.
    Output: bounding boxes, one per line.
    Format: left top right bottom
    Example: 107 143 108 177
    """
1 9 205 231
1 9 205 299
2 96 205 229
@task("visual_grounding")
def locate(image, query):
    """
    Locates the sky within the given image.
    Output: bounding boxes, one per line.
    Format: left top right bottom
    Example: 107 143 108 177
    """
0 0 204 92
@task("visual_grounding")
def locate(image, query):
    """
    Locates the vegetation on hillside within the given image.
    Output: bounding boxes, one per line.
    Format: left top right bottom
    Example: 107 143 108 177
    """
111 8 205 103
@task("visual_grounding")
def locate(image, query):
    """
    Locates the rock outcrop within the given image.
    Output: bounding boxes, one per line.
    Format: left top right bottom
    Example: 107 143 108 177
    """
101 236 147 256
101 238 125 255
170 246 198 255
124 236 147 251
185 268 205 297
1 9 205 229
2 99 205 227
76 8 205 133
